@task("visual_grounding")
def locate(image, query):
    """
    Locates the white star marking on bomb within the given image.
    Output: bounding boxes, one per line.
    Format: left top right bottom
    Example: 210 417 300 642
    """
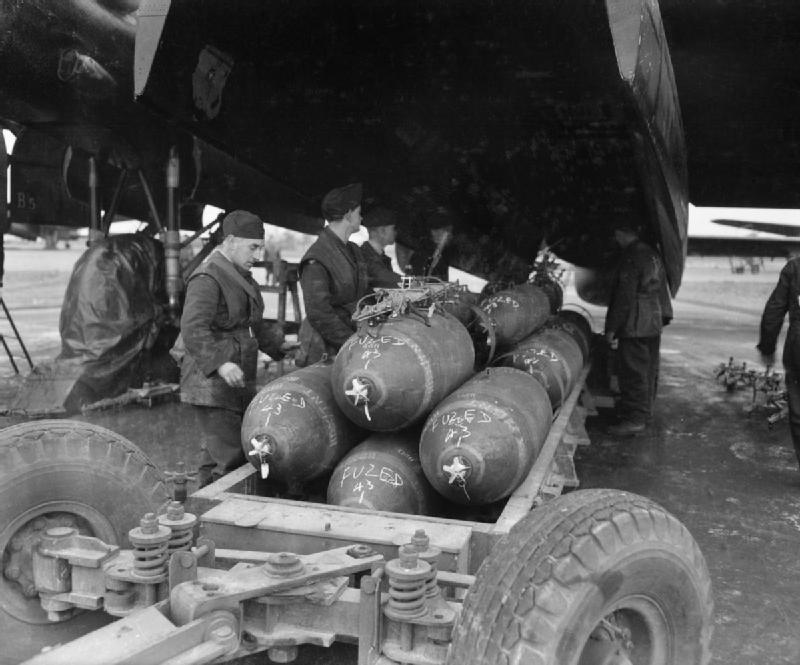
249 436 270 456
443 456 470 485
345 377 370 405
345 377 372 421
249 436 272 479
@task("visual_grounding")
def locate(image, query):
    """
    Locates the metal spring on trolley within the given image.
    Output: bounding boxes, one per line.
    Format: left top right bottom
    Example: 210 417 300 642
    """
388 573 427 616
384 544 431 620
167 527 193 554
132 540 169 577
128 513 171 578
424 560 438 598
158 502 198 555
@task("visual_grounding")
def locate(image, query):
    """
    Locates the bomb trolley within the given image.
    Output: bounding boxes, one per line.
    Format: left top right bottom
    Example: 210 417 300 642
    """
6 352 714 665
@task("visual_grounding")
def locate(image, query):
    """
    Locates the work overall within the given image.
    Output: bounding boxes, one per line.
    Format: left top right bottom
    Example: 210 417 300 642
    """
605 241 668 425
758 256 800 467
177 251 283 485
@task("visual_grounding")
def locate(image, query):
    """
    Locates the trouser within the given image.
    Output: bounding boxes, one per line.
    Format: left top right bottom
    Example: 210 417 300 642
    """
189 404 245 487
617 335 661 424
784 370 800 468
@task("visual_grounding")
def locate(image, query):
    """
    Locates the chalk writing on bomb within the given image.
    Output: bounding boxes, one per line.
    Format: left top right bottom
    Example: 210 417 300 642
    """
430 408 492 447
353 335 407 369
481 295 520 312
520 347 560 364
256 391 306 426
340 463 404 490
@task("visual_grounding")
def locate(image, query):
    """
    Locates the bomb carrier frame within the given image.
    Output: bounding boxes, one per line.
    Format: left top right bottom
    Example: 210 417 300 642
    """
1 338 713 665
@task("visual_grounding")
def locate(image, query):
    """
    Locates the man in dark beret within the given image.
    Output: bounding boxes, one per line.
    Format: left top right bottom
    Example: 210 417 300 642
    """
361 206 403 290
604 223 672 436
296 183 369 366
175 209 285 486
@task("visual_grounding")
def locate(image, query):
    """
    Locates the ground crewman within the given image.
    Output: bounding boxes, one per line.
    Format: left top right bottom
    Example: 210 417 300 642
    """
758 254 800 470
176 210 285 486
360 205 402 290
604 224 672 436
295 183 369 366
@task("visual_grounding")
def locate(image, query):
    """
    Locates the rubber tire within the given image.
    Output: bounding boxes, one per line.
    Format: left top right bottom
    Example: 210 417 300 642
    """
447 489 713 665
0 420 171 664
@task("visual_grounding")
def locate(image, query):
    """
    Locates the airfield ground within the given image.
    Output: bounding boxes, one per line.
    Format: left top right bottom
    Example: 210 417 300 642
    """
0 241 798 664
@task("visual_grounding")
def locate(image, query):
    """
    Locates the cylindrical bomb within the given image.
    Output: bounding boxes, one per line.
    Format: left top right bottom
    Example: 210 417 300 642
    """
501 328 584 409
524 279 563 314
441 289 479 326
478 284 550 348
332 311 474 431
241 363 366 492
544 312 591 361
420 367 552 506
327 430 438 515
558 309 593 348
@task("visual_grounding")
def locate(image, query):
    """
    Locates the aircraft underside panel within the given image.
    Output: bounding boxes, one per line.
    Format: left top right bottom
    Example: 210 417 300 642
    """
660 0 800 209
136 0 688 287
9 129 91 229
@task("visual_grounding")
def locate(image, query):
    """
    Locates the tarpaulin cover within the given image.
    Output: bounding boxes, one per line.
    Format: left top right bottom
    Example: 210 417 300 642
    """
55 233 169 408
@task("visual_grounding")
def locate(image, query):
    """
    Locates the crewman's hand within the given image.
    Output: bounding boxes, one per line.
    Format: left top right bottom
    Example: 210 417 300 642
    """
604 331 618 349
218 362 245 388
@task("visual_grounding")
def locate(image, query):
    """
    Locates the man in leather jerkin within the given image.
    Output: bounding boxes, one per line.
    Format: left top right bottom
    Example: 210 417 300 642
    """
295 183 369 366
178 210 284 486
360 205 402 290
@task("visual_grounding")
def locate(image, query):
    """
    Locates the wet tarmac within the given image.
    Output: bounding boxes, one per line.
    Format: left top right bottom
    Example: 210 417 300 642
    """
1 246 798 664
581 312 800 664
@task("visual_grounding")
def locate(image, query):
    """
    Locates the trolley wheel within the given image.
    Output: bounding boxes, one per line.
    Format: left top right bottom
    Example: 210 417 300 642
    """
0 420 170 664
447 489 713 665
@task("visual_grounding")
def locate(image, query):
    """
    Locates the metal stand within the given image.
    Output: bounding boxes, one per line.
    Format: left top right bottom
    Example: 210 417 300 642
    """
0 298 33 373
260 261 302 335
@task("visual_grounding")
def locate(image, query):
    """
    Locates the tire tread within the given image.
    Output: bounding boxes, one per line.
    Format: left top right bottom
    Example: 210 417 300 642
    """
448 489 714 665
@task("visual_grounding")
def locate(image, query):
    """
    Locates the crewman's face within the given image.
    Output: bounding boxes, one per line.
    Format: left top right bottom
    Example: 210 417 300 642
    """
377 224 397 246
226 236 264 270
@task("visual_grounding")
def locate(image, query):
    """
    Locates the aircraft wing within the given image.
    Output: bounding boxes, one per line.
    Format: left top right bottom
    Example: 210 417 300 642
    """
0 1 322 236
134 0 689 293
5 0 800 298
688 235 800 258
710 219 800 239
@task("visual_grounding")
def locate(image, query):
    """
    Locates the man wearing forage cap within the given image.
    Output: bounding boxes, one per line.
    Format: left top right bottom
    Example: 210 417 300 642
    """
296 183 368 366
361 205 403 290
176 210 285 486
604 223 672 437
